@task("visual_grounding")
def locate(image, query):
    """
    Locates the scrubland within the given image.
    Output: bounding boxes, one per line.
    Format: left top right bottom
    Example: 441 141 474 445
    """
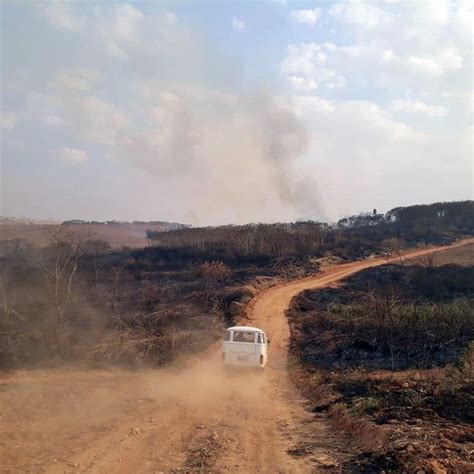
288 243 474 472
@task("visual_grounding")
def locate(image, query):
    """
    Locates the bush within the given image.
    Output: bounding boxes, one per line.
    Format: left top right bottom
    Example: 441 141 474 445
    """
350 397 382 416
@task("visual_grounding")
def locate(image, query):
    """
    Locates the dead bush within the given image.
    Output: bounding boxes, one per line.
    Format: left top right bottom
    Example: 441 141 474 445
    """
199 261 232 311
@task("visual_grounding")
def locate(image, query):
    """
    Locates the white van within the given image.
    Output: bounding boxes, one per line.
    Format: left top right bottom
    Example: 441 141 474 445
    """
222 326 268 368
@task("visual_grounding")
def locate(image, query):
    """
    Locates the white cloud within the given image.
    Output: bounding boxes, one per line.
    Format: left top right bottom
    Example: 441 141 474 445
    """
232 17 245 31
44 2 83 31
293 96 427 151
54 94 129 147
407 56 443 75
114 3 143 42
54 146 89 164
406 48 463 76
98 3 144 59
282 0 471 114
326 75 346 89
44 115 63 127
389 99 447 117
438 48 464 70
329 2 394 28
289 8 321 26
455 0 474 33
382 49 396 62
69 96 129 146
1 112 18 131
410 0 450 28
54 74 90 92
292 95 334 113
286 76 318 92
52 69 101 92
281 43 346 91
162 12 177 24
291 95 471 219
44 3 146 61
441 90 474 118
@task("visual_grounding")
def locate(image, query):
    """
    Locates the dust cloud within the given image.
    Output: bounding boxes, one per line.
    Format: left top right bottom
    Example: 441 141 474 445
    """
0 361 268 470
145 359 267 410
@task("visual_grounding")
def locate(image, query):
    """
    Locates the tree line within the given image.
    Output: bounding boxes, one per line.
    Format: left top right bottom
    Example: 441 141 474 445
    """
145 201 474 260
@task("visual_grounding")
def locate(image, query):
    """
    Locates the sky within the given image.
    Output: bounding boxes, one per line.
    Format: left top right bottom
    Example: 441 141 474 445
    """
1 0 473 225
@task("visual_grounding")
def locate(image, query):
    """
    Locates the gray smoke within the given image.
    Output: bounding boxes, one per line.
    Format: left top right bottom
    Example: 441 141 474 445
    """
120 84 322 225
45 7 324 225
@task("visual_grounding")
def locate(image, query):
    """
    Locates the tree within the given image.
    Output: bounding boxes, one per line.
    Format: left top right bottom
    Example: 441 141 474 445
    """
35 226 90 356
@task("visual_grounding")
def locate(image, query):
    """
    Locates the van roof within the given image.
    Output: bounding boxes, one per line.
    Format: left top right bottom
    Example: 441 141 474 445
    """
227 325 263 332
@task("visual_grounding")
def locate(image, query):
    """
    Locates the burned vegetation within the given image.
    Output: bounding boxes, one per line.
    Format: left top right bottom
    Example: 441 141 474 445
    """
1 200 473 373
290 264 474 371
0 226 321 369
288 247 474 472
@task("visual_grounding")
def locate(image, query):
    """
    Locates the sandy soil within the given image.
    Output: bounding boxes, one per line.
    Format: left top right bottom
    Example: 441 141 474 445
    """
1 239 472 473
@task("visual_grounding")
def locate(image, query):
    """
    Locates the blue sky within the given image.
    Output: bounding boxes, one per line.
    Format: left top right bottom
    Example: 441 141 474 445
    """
1 1 472 225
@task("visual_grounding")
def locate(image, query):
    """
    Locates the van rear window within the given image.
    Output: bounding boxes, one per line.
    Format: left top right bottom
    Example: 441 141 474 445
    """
232 331 256 343
223 330 231 341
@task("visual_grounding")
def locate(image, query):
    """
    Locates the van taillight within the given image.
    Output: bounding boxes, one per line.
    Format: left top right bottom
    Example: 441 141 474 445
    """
259 355 264 365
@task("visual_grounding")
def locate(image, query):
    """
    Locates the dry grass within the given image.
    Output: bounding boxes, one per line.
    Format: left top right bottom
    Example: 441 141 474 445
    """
412 242 474 266
0 223 176 248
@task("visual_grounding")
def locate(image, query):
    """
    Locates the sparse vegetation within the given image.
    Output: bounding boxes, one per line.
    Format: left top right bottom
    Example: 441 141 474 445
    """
288 253 474 472
293 295 473 370
1 201 473 370
0 228 318 368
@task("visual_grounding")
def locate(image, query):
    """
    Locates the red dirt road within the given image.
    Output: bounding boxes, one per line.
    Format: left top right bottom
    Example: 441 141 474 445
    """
1 239 472 473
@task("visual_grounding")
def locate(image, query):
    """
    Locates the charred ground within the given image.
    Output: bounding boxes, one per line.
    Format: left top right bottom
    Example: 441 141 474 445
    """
287 244 474 472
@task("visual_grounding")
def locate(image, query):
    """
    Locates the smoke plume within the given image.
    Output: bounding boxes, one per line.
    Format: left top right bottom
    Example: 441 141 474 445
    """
119 84 322 225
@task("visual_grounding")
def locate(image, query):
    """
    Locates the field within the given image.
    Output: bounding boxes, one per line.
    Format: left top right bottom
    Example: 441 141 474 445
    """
0 222 180 248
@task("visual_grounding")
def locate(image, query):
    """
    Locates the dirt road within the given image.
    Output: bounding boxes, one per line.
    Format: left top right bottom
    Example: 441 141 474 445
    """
1 239 472 473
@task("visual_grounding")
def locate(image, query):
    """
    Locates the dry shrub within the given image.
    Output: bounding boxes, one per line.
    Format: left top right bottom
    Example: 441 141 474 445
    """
83 330 160 363
199 261 232 311
199 261 232 281
82 329 195 365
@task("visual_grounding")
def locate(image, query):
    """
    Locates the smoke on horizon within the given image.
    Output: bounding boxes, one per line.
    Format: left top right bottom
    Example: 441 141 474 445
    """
119 84 323 225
